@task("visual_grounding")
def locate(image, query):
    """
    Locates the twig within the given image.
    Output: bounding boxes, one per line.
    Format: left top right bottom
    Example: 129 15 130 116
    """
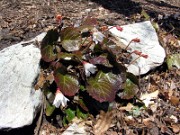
34 94 45 135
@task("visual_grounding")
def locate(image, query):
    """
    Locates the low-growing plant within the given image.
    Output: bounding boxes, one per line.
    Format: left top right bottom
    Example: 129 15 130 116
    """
36 15 146 125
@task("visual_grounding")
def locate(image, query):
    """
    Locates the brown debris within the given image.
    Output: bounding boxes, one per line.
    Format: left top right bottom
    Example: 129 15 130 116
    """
93 110 115 135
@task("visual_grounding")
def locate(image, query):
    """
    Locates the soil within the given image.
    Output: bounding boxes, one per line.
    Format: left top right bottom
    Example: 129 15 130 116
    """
0 0 179 135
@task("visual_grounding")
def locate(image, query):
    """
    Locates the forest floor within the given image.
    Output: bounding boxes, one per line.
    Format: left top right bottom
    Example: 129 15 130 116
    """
0 0 179 135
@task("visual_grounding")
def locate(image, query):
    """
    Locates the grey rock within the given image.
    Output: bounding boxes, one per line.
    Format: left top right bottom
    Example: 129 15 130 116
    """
0 33 46 129
109 21 166 75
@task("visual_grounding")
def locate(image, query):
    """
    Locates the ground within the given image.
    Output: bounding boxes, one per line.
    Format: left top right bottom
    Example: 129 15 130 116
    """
0 0 179 135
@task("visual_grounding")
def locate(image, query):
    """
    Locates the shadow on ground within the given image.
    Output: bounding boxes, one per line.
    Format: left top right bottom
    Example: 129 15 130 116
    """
0 112 40 135
90 0 179 17
90 0 142 16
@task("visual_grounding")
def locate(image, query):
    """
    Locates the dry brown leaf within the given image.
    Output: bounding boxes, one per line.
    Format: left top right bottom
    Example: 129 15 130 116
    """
126 129 136 135
93 110 115 135
140 90 159 100
119 103 134 112
46 71 54 84
143 118 154 127
169 96 179 106
124 116 135 126
150 103 158 112
171 124 180 133
34 70 46 90
160 125 169 133
168 89 174 98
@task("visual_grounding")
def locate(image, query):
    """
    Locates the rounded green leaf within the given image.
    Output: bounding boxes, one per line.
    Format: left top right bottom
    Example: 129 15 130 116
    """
41 45 56 62
89 54 113 67
119 79 139 99
86 71 123 102
54 69 80 96
46 102 56 116
61 27 81 52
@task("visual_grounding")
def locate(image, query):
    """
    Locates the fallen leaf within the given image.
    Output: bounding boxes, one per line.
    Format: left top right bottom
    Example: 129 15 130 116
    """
62 118 87 135
163 34 179 48
140 90 159 107
126 129 136 135
46 71 54 84
168 89 174 98
171 124 180 133
160 125 169 133
170 115 178 123
150 103 158 112
143 117 154 127
166 53 180 70
124 116 135 125
119 103 134 112
169 96 179 106
93 110 115 135
34 70 46 90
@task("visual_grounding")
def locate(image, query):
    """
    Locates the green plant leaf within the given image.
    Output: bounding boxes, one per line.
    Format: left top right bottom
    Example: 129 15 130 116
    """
40 28 59 62
166 53 180 70
119 78 138 99
129 106 143 117
58 52 75 60
76 107 88 119
61 27 81 52
64 108 76 123
41 45 56 62
41 29 59 49
86 71 123 102
54 68 80 96
80 85 86 91
89 54 113 67
126 72 139 86
141 10 150 20
46 102 56 116
63 117 68 126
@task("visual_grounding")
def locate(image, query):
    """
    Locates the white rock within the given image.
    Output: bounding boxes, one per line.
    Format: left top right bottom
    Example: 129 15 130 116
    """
109 21 166 75
0 32 46 129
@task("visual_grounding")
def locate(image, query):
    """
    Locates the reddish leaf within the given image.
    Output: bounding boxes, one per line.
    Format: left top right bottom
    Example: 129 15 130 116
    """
89 54 112 67
86 71 123 102
54 69 80 96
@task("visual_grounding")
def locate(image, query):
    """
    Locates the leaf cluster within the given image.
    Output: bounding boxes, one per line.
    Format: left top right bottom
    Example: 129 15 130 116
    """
39 17 139 123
